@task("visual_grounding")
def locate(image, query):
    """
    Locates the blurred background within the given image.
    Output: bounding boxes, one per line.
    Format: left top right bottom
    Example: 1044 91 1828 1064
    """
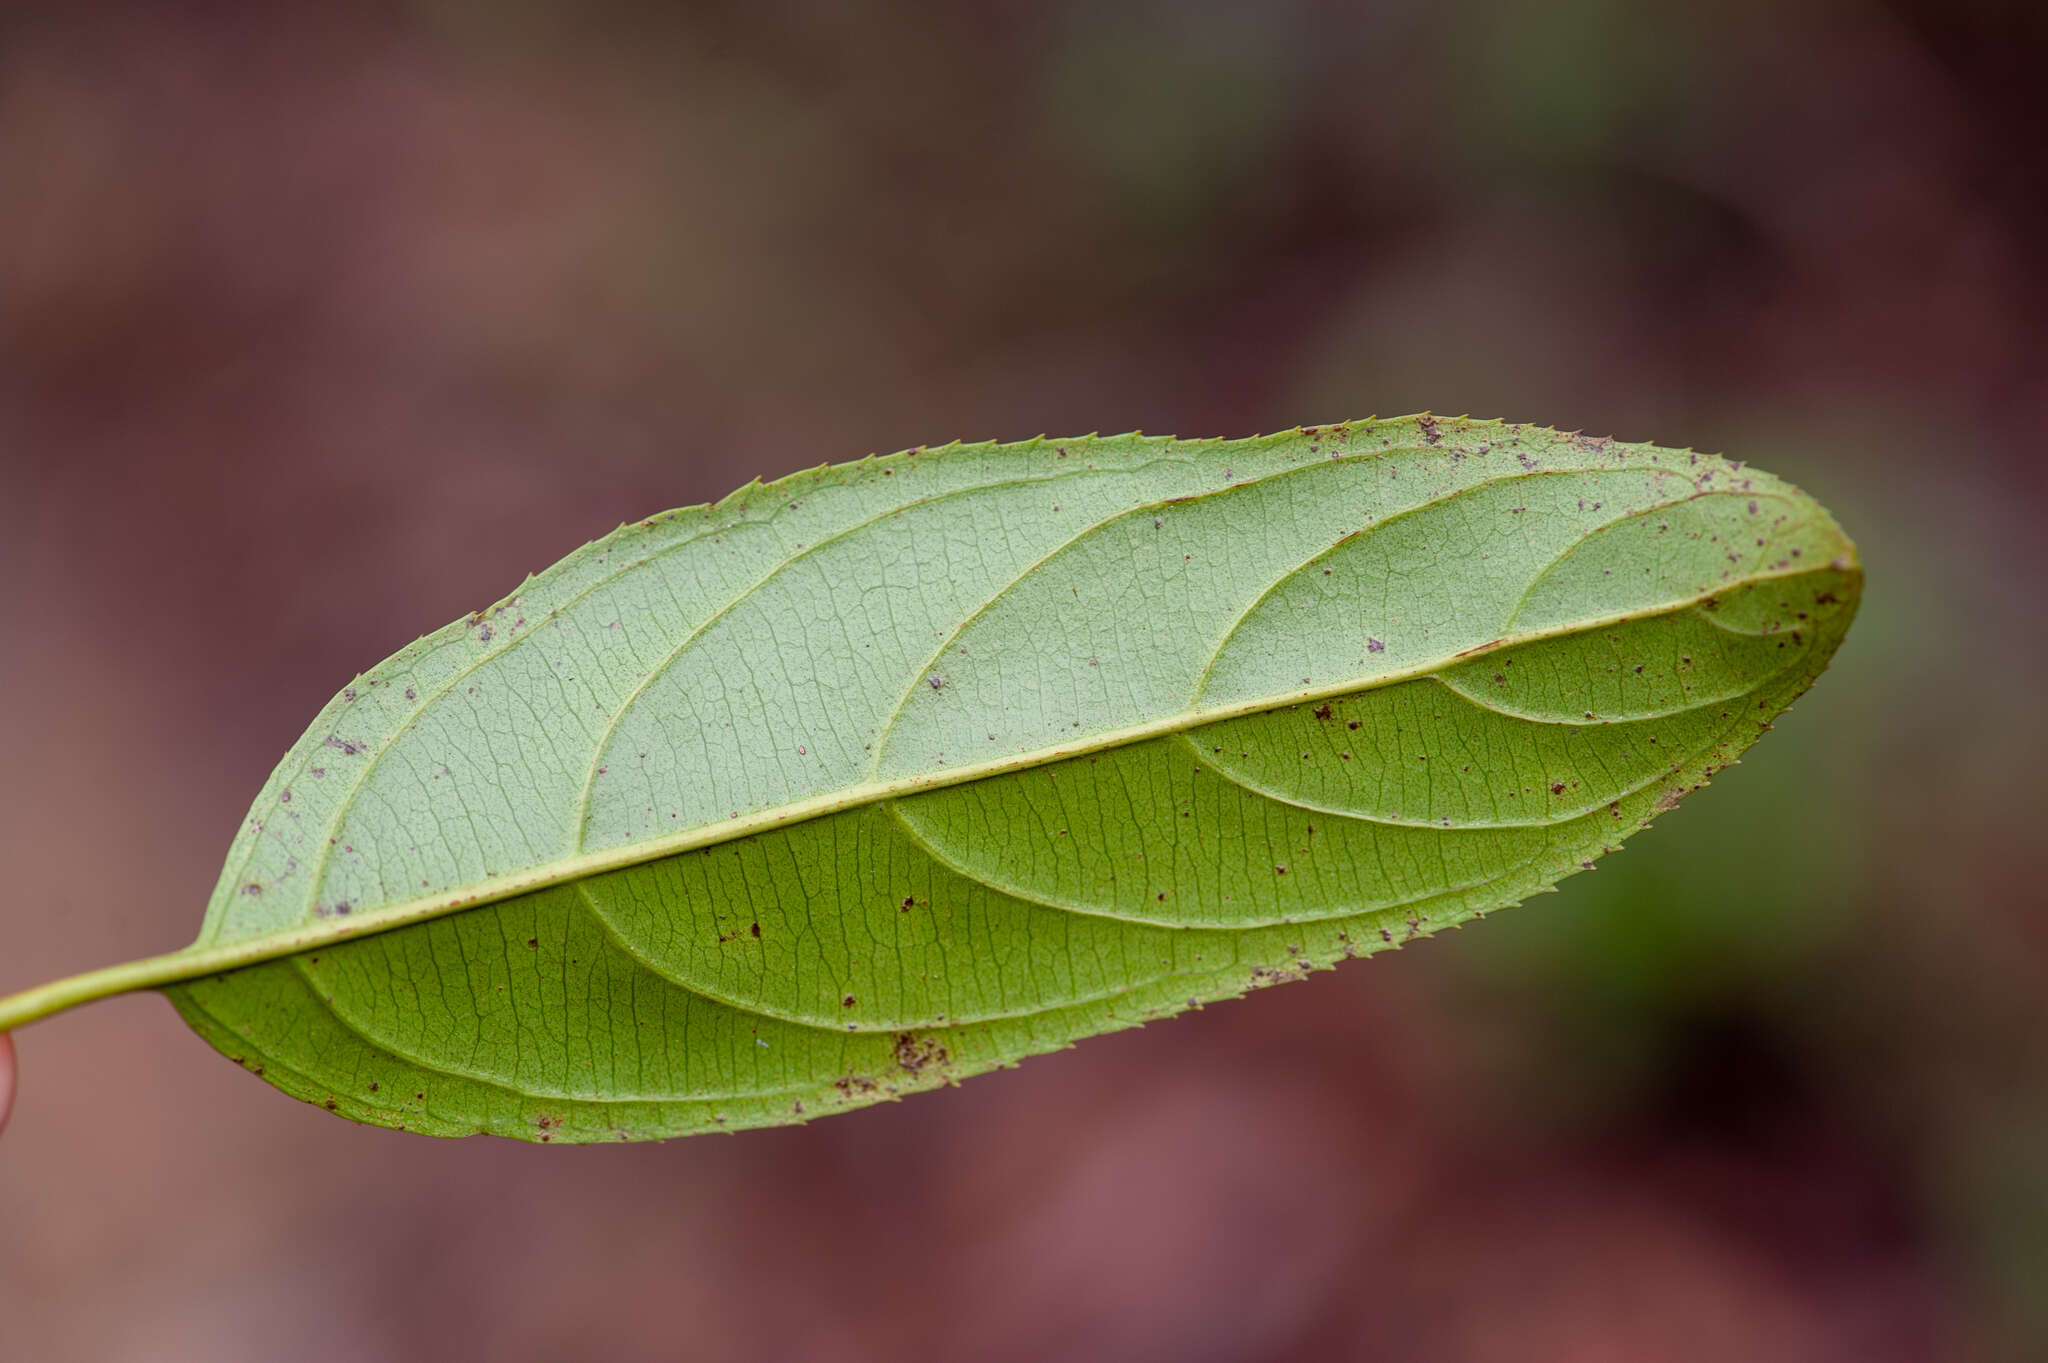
1 1 2043 1359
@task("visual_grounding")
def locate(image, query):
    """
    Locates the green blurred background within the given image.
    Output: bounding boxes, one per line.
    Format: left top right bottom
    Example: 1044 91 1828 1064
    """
2 2 2043 1359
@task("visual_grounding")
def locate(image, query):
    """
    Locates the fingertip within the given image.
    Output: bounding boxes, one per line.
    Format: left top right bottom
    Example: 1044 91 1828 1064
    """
0 1032 15 1134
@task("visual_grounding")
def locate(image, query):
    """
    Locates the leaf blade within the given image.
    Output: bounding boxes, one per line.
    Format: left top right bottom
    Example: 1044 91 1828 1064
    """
146 418 1857 1141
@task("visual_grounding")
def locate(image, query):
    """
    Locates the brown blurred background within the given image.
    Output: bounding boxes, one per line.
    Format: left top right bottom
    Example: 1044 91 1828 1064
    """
2 2 2044 1359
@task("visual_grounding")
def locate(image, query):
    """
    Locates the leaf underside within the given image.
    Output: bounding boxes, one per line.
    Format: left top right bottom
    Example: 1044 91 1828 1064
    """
168 418 1860 1142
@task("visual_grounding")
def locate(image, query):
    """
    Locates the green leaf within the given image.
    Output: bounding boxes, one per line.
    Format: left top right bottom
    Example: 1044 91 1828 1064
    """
0 418 1861 1142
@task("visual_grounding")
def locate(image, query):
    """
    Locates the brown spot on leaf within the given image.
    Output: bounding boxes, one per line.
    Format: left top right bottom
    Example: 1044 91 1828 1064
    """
893 1033 950 1074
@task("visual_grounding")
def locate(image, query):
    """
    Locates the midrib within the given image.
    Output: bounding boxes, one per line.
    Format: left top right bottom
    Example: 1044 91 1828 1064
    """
85 561 1848 991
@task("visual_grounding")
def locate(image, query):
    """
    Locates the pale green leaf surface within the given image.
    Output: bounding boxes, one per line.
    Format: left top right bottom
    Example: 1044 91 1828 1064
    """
144 418 1857 1141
